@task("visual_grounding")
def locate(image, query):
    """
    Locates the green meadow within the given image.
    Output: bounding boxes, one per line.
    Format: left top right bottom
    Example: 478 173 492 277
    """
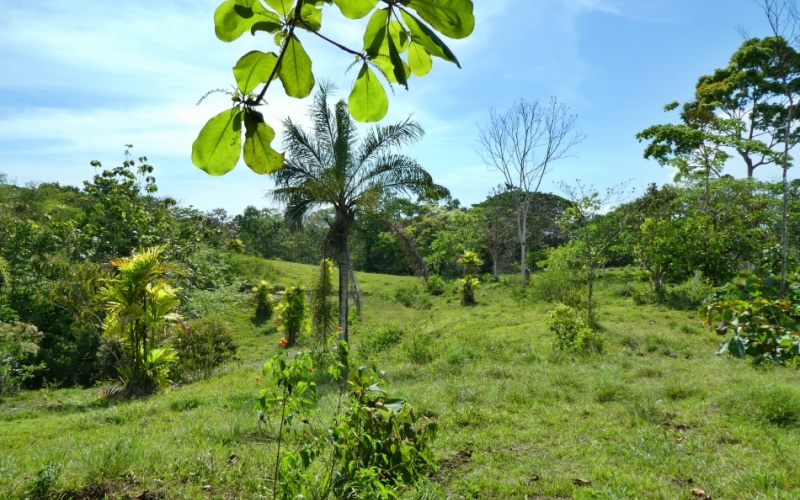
2 257 799 499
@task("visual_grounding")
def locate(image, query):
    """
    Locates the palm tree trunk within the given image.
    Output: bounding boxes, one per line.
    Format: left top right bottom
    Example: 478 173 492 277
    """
338 236 350 342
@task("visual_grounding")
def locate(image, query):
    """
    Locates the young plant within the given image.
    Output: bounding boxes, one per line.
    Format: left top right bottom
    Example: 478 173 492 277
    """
99 246 181 395
310 258 336 343
252 280 274 318
275 285 309 347
457 275 480 306
255 342 437 499
457 250 483 305
546 303 603 354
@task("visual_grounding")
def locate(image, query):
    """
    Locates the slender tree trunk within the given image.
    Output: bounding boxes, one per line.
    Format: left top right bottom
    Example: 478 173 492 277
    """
349 266 361 318
781 156 789 296
780 91 793 297
520 203 528 287
587 263 595 324
338 236 350 342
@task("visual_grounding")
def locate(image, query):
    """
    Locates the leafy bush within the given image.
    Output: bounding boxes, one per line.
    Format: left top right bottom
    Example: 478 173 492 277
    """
528 246 585 307
393 284 420 307
116 347 177 393
426 274 446 296
255 346 437 499
225 238 245 253
251 280 274 318
709 262 800 365
0 257 16 322
332 365 437 490
275 285 309 346
663 273 714 309
171 315 238 381
546 303 603 354
0 321 44 396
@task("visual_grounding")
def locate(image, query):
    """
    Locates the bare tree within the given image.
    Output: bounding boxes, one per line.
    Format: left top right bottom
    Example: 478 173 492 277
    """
477 98 585 286
758 0 800 296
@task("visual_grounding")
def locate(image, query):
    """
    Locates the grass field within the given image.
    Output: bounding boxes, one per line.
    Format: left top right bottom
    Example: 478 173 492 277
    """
2 257 800 499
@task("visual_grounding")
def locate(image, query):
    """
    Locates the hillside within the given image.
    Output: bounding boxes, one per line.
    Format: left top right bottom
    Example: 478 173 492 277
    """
2 258 800 499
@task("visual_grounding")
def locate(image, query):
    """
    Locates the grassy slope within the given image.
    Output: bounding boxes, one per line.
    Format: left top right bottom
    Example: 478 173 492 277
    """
2 258 800 499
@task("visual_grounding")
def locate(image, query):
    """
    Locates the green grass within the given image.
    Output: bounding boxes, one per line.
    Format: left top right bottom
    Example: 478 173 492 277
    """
2 262 800 498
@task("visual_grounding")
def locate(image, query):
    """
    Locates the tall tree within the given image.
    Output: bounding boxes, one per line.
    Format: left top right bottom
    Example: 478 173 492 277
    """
691 37 792 178
477 98 585 286
758 0 800 296
271 86 448 341
637 101 733 212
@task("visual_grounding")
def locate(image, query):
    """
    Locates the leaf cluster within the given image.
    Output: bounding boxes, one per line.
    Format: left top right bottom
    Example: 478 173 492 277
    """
710 255 800 365
193 0 475 176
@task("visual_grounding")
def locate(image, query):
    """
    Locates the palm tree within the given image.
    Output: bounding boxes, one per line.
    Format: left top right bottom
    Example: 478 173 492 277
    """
272 86 449 342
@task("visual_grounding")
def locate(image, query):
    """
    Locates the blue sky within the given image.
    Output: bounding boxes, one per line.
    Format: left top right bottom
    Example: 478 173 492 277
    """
0 0 795 214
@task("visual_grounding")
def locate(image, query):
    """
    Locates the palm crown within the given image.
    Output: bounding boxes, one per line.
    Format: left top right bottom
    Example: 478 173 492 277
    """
271 85 449 340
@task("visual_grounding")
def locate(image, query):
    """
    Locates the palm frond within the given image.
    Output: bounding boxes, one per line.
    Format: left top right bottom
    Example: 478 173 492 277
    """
357 119 424 167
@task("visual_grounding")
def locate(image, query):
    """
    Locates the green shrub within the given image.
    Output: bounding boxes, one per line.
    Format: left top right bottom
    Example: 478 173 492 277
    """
545 303 603 354
225 238 245 253
255 346 437 499
393 283 419 307
332 365 437 491
171 315 238 381
426 274 446 296
663 273 714 309
457 275 479 306
0 257 16 322
356 324 407 360
0 321 44 396
406 332 435 364
99 246 181 396
631 285 658 306
529 245 585 306
710 259 800 365
252 280 274 318
275 285 309 346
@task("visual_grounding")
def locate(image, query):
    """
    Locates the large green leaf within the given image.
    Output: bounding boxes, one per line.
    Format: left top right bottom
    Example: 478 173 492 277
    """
299 2 323 31
363 8 389 57
370 54 410 85
388 19 410 52
264 0 294 17
279 34 315 98
387 34 409 89
408 41 432 76
406 0 474 39
233 51 279 94
192 107 243 175
215 0 280 42
400 9 460 67
333 0 378 19
349 64 388 122
243 110 284 174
